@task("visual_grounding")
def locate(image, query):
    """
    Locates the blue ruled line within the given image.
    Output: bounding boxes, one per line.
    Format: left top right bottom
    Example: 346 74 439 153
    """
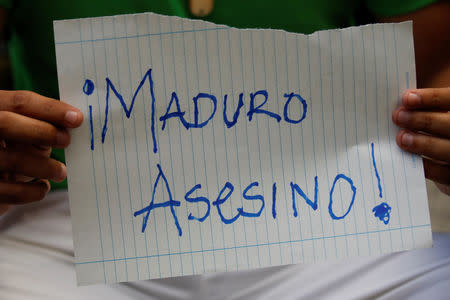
79 19 106 283
393 25 416 248
203 23 219 272
215 26 234 271
318 31 335 259
99 17 119 283
169 16 195 276
167 14 185 278
155 14 174 277
306 34 324 262
361 27 381 255
238 29 259 268
250 31 272 266
55 27 229 45
210 22 228 272
381 24 402 250
261 30 283 265
134 14 151 279
370 25 386 253
145 13 162 279
111 16 130 281
330 30 349 258
226 28 249 270
272 30 294 264
191 20 208 273
350 27 371 254
294 32 307 263
123 14 140 281
284 31 301 263
75 224 431 265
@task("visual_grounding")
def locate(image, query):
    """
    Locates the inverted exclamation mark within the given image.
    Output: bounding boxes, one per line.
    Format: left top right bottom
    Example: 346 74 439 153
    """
83 79 95 150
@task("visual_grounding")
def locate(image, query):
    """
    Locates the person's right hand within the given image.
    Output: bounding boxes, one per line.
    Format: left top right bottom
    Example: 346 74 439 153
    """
0 90 83 215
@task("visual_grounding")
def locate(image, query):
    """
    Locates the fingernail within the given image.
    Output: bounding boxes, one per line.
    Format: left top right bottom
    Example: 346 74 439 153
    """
397 110 411 124
55 164 67 182
65 111 79 125
46 181 51 192
56 131 69 146
406 92 421 106
401 132 414 146
34 144 51 151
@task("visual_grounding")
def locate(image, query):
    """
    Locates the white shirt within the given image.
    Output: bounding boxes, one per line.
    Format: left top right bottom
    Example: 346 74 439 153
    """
1 191 449 300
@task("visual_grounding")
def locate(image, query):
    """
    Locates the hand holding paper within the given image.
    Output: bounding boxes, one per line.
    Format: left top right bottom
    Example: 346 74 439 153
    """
393 88 450 194
54 12 432 285
0 90 83 214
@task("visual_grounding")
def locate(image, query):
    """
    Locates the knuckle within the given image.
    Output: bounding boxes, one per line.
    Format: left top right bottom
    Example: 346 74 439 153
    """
419 114 433 131
5 152 20 173
42 101 54 114
10 91 33 112
414 135 432 153
15 184 46 203
429 90 441 106
34 185 48 201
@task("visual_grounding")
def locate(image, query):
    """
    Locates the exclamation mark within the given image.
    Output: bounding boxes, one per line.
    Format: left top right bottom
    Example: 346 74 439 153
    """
83 79 95 150
371 142 391 225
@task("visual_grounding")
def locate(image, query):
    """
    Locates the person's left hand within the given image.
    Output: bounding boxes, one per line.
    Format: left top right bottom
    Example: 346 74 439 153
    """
392 87 450 195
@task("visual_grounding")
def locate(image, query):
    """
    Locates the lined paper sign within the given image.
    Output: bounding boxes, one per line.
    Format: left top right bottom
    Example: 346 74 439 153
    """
54 13 431 285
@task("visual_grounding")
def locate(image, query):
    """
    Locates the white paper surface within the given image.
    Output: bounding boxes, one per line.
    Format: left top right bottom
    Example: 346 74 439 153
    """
54 13 431 285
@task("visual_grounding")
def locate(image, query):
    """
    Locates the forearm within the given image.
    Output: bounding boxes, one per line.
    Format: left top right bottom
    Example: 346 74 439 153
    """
380 1 450 88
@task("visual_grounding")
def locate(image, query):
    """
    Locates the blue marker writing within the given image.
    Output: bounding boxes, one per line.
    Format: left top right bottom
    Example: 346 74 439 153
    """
185 184 210 222
212 182 240 224
189 93 217 128
283 92 307 124
371 142 383 198
101 68 158 153
238 181 265 218
82 79 95 151
223 93 244 128
372 202 391 225
272 182 277 219
83 79 95 95
134 164 182 236
291 176 318 217
88 105 94 150
329 174 356 220
160 92 189 130
247 90 281 122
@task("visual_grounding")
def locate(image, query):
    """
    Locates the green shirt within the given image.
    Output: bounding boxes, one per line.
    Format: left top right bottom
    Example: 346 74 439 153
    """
0 0 438 188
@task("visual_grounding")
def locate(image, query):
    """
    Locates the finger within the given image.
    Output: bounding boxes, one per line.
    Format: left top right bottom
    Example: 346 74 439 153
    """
392 107 450 138
5 141 52 157
0 149 66 182
402 87 450 110
7 145 51 181
0 90 83 128
0 204 11 215
0 111 70 147
396 130 450 163
0 140 6 181
434 182 450 196
0 180 50 204
423 158 450 185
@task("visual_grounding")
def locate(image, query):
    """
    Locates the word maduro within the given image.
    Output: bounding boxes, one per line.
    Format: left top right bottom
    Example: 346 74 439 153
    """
84 68 308 153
